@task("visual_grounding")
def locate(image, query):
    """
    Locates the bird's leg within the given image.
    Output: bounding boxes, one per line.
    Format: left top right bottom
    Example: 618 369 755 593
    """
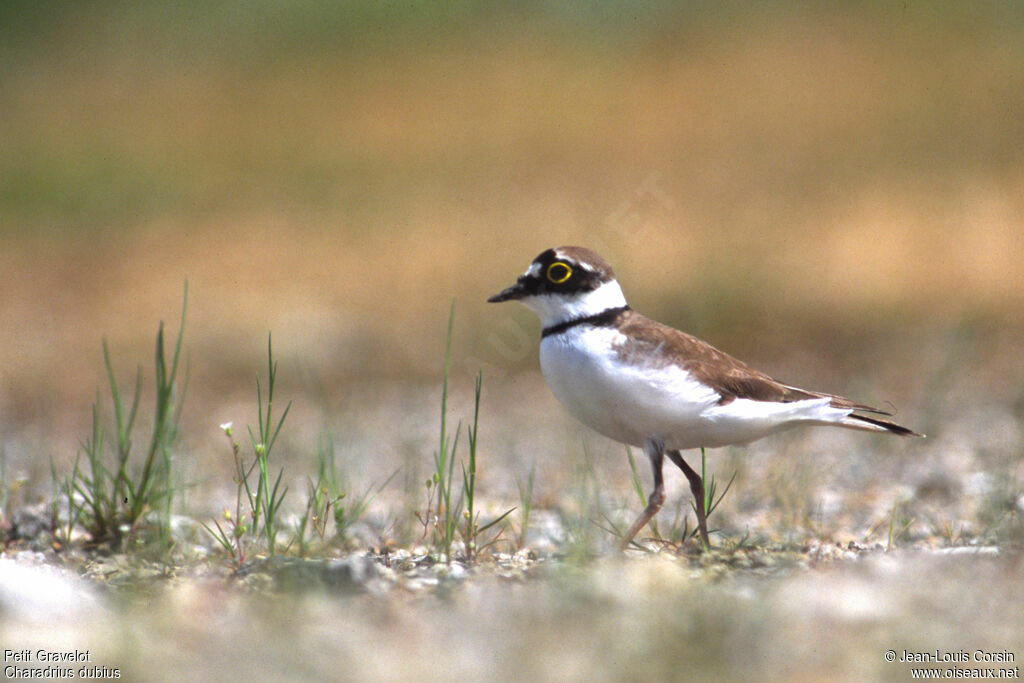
619 441 666 550
666 450 710 549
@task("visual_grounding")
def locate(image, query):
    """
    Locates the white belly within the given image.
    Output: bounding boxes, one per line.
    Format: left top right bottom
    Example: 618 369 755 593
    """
539 327 850 450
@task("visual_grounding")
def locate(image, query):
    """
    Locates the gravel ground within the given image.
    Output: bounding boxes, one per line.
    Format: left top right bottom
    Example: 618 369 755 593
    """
1 542 1021 682
2 360 1022 682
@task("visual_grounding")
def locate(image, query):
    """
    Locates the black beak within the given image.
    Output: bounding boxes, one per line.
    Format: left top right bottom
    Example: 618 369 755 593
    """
487 281 527 303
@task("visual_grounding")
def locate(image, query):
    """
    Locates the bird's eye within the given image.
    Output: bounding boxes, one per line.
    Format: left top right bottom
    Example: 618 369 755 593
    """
546 262 572 284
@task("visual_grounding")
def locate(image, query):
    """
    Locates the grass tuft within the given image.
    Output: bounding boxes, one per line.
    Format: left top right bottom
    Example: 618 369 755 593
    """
203 334 292 564
418 302 514 563
865 498 916 551
53 284 188 551
514 463 536 551
295 434 398 555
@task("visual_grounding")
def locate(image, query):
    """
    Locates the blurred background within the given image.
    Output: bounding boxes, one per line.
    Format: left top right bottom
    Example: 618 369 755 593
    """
4 6 1024 678
2 1 1022 501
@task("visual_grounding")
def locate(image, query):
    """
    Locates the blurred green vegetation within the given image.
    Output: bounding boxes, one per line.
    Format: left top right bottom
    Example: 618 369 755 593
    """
1 0 1022 404
3 1 1023 232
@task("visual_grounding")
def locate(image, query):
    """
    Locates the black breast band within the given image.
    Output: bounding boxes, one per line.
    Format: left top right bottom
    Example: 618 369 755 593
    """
541 306 631 338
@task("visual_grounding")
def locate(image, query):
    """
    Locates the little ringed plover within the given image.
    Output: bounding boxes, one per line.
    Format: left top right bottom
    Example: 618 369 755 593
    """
488 246 922 549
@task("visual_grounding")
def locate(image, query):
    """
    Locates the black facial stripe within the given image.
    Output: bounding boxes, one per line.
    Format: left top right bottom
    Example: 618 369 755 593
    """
514 250 608 298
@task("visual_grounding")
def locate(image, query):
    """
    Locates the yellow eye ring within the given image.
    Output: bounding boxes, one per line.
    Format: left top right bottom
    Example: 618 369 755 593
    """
546 262 572 284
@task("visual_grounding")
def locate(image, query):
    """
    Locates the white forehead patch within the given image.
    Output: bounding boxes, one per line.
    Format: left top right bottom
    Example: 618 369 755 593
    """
525 261 543 278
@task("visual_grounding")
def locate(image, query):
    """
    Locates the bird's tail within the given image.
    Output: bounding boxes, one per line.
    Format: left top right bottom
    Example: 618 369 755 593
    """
844 412 924 438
